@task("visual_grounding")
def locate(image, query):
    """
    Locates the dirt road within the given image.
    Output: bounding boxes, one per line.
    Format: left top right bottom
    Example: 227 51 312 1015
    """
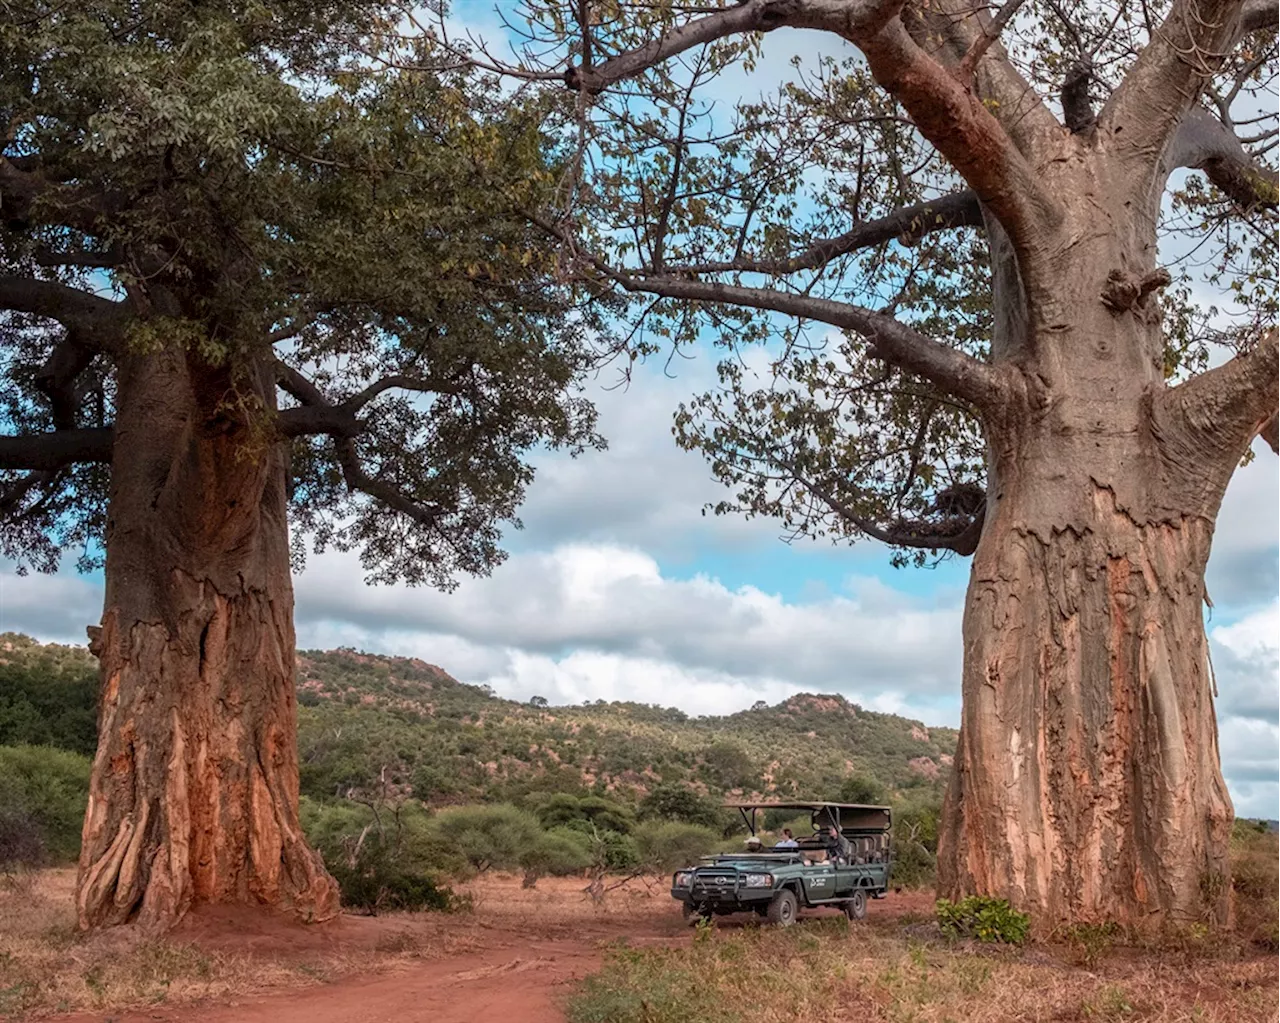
63 935 610 1023
51 881 932 1023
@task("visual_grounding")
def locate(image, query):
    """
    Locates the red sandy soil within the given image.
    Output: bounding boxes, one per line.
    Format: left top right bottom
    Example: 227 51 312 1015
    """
53 880 935 1023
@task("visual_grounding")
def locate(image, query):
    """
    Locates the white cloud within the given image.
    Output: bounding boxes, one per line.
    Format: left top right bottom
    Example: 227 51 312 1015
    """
294 542 964 717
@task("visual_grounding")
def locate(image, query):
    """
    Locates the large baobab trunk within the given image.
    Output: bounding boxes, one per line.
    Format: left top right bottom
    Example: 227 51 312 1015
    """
77 349 339 932
936 201 1254 933
940 482 1232 931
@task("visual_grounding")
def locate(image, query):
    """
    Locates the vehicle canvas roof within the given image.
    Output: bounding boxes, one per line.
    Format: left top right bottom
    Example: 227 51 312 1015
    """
721 801 891 811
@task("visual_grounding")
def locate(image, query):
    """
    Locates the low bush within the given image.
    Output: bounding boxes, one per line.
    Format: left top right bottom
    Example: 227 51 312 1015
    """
632 821 719 874
431 803 544 873
520 827 593 887
327 843 458 915
0 744 91 866
1230 820 1278 950
300 796 461 914
936 896 1030 945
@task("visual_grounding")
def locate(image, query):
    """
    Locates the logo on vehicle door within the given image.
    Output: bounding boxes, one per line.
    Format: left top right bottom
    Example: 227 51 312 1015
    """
810 877 827 887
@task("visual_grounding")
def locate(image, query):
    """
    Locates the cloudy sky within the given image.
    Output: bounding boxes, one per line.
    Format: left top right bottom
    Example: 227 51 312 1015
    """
1 21 1277 819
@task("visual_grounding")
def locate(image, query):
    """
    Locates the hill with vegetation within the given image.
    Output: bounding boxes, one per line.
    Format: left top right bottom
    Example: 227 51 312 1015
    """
290 645 960 808
3 631 958 806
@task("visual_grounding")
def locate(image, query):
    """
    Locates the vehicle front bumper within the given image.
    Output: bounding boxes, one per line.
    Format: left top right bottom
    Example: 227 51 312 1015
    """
670 886 775 909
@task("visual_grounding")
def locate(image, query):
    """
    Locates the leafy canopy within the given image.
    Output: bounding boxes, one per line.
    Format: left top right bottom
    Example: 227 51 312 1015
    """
1 0 609 586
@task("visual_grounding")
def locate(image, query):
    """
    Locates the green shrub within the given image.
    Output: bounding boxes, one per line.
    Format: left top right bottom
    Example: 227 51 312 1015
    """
638 784 727 831
936 896 1030 944
633 821 719 874
891 791 943 888
520 827 593 886
299 796 461 914
0 744 91 865
532 794 635 835
327 840 458 915
837 774 889 805
430 803 543 873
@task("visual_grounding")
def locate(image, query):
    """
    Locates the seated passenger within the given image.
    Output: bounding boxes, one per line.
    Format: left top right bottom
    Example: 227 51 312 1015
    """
744 835 764 853
824 826 853 864
775 828 799 849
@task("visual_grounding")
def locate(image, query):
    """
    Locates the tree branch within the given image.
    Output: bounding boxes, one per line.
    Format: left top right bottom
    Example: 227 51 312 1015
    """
1061 61 1096 134
274 361 470 438
562 0 1053 247
0 275 129 340
667 191 983 275
1167 107 1279 211
838 19 1056 246
615 271 1005 409
34 335 98 430
903 0 1062 157
1100 0 1267 176
1156 328 1279 469
802 472 986 555
0 428 114 470
1240 0 1279 33
333 437 443 527
956 0 1030 81
565 0 835 94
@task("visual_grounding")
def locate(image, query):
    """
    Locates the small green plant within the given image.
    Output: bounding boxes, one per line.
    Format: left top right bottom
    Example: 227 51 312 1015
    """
328 851 458 915
936 896 1030 945
1065 921 1121 965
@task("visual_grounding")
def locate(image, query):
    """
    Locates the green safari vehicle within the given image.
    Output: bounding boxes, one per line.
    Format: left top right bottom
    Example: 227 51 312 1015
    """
670 801 892 927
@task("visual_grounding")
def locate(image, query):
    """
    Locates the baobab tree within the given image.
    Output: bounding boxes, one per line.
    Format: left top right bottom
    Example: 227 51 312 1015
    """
0 2 601 931
419 0 1278 930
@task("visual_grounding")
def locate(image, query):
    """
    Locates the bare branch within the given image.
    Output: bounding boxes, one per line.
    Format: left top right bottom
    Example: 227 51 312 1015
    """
343 373 468 412
0 275 129 339
903 0 1061 157
0 428 114 470
956 0 1031 81
1157 328 1279 472
566 0 833 94
562 0 1053 244
34 335 98 429
274 360 470 438
667 191 983 275
1167 107 1279 211
277 406 363 438
1100 0 1265 176
847 19 1057 245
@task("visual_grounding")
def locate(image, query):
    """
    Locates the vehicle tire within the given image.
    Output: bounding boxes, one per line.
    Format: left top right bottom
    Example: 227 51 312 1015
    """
844 888 867 921
766 889 798 927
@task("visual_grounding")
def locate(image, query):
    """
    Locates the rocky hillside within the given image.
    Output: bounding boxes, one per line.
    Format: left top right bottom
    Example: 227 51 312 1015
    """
2 633 958 807
292 646 959 806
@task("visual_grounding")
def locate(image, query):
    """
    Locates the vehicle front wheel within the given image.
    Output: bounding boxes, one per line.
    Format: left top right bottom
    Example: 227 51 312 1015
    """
844 888 867 921
766 889 798 927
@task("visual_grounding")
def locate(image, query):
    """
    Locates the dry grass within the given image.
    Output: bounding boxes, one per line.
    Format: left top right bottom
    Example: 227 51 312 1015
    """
567 916 1280 1023
0 870 673 1021
0 869 450 1020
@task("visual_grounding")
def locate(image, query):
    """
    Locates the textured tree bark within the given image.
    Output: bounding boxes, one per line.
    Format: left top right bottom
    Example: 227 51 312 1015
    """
939 482 1232 932
935 185 1247 930
76 348 339 933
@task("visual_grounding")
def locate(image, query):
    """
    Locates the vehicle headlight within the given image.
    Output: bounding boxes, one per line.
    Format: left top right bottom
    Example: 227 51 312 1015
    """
674 872 693 888
743 873 774 888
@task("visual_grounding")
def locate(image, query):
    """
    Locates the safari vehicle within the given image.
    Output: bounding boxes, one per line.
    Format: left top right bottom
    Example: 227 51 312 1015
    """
670 801 892 927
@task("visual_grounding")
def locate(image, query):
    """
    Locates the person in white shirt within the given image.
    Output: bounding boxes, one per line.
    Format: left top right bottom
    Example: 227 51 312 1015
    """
775 828 799 849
